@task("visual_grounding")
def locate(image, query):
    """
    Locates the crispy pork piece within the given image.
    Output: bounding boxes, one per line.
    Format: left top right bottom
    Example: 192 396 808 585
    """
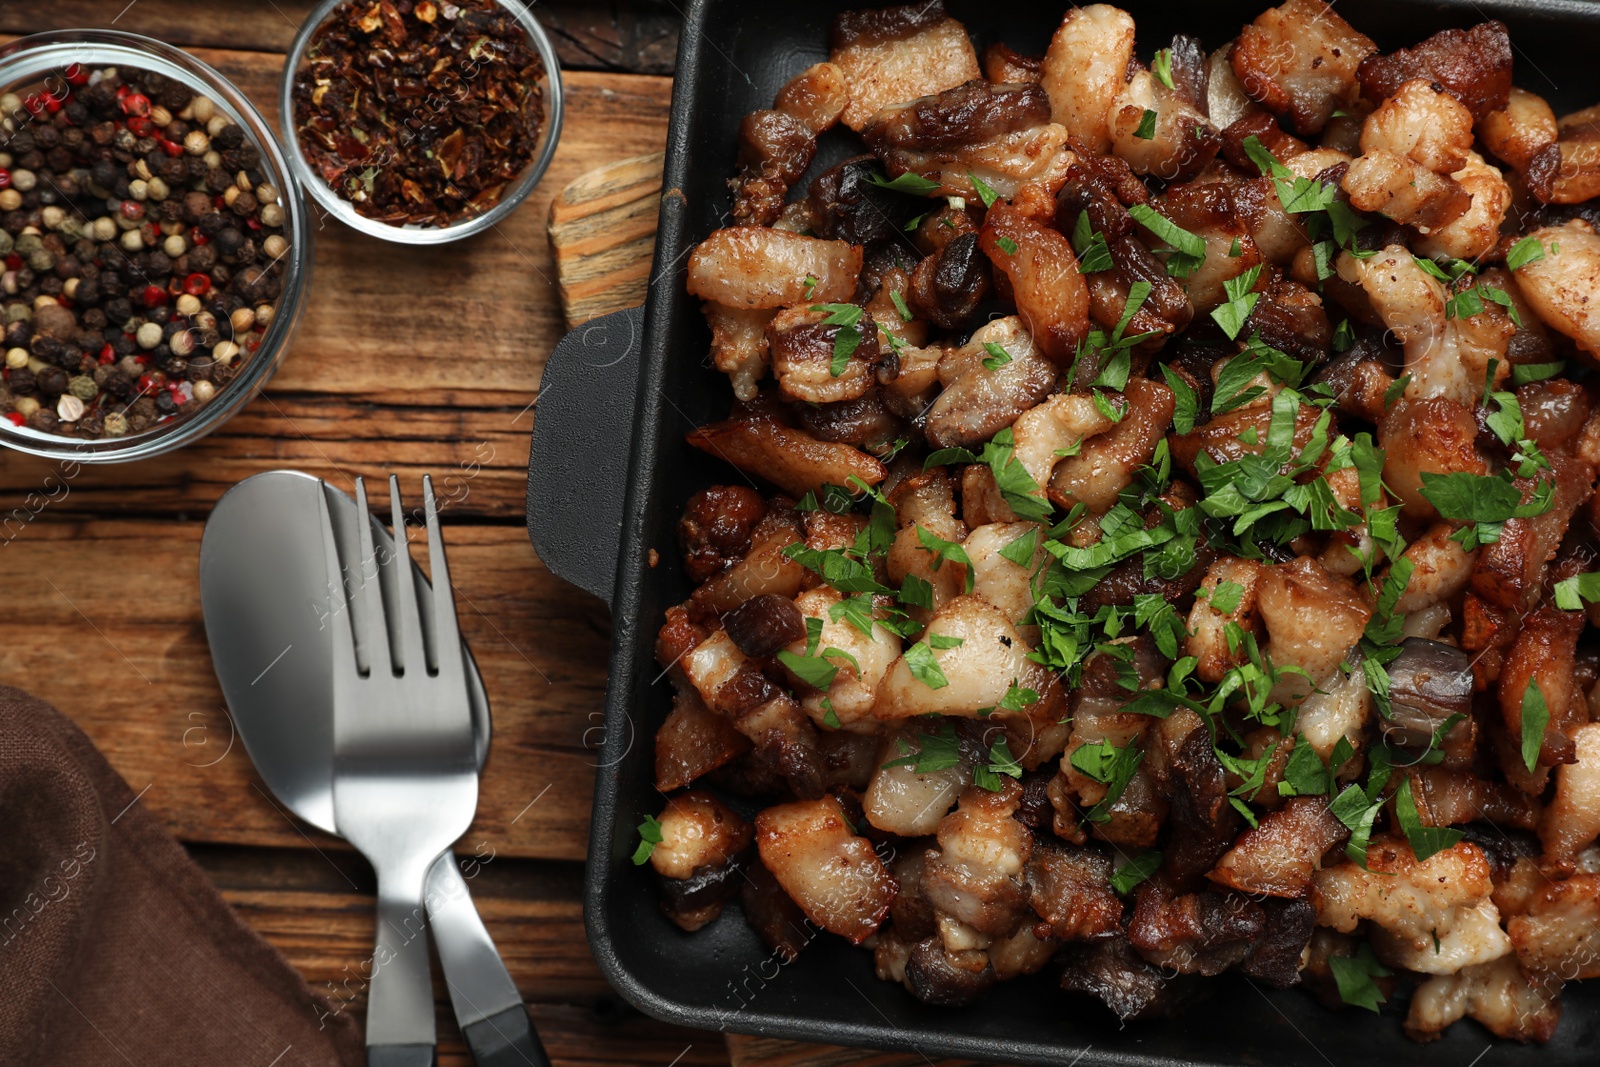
755 795 898 943
1232 0 1376 135
829 1 981 131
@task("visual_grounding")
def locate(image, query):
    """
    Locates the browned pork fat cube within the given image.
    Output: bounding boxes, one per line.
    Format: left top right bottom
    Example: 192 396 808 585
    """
1356 21 1512 121
755 795 897 943
978 184 1089 360
860 81 1073 203
686 228 861 309
1508 873 1600 981
766 305 885 406
1208 795 1348 898
655 688 750 792
686 409 887 499
829 1 980 131
1232 0 1376 136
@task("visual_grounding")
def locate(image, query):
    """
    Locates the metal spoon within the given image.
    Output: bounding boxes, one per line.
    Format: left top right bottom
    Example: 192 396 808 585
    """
199 470 548 1066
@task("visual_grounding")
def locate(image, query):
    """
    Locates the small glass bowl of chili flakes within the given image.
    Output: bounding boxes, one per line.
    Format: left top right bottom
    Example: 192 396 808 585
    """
281 0 563 245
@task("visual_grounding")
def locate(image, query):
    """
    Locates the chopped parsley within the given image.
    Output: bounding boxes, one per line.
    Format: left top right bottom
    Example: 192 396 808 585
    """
1151 48 1174 90
866 171 941 195
882 722 960 772
904 639 951 689
1330 943 1391 1013
973 737 1024 791
1070 739 1144 822
1507 235 1546 271
968 171 999 209
811 302 864 377
890 288 914 322
631 814 663 865
1128 203 1206 278
1070 211 1115 273
1522 679 1549 773
1395 776 1462 862
1555 572 1600 611
1211 264 1263 340
982 341 1013 369
1110 850 1163 894
1134 108 1158 140
1418 470 1554 551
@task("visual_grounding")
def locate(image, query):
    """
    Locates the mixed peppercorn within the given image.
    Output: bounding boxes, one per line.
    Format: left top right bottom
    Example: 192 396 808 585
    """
0 63 289 439
291 0 547 227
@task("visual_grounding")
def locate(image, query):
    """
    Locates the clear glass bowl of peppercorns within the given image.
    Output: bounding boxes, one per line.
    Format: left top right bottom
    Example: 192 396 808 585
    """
0 30 311 461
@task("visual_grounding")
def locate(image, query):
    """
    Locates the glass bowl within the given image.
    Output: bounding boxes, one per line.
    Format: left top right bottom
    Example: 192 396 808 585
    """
278 0 564 245
0 30 312 464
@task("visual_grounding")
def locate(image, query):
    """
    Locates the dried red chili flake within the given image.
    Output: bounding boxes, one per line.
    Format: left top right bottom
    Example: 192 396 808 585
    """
290 0 547 227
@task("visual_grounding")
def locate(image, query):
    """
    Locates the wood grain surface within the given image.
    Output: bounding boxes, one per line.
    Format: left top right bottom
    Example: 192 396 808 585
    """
549 151 665 326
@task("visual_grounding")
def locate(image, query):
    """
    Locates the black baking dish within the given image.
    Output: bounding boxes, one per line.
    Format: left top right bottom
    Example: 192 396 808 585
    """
527 0 1600 1061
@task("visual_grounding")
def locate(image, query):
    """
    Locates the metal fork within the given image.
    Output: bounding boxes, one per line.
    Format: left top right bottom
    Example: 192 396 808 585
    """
319 475 479 1067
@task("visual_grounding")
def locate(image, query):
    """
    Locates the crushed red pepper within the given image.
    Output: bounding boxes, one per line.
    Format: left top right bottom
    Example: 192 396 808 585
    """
291 0 546 227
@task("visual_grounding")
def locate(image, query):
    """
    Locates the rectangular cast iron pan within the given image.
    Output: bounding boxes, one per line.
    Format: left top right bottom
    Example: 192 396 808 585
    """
528 0 1600 1061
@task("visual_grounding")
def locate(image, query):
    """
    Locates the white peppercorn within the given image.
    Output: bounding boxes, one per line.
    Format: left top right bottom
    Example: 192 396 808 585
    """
213 339 239 365
120 228 144 252
103 411 129 436
206 115 228 137
10 169 35 192
146 176 169 201
40 206 65 230
14 396 39 418
56 395 84 422
262 234 288 259
150 105 172 127
91 216 117 242
193 379 216 403
230 307 255 333
0 190 20 211
259 203 284 229
184 130 208 155
170 329 195 357
191 96 215 123
163 233 187 258
254 304 275 328
135 321 162 348
175 293 201 317
5 347 27 369
129 178 149 201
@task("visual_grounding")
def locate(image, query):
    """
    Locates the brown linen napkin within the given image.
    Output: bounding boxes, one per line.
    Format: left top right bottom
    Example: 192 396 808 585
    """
0 685 363 1067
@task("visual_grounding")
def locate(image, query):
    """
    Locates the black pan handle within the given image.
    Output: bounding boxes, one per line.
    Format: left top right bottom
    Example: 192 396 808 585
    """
526 305 643 605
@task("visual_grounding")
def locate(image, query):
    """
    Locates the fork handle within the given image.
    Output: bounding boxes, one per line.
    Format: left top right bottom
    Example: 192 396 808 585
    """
367 863 438 1060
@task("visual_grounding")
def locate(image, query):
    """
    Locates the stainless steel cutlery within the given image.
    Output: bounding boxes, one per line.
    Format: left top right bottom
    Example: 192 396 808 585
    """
201 471 549 1067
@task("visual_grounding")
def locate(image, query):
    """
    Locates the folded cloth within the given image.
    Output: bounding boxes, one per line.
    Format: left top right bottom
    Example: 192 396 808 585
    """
0 686 363 1067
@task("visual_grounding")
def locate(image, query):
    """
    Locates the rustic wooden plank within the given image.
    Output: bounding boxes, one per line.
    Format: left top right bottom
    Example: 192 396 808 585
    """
0 0 681 75
1 519 613 859
549 151 664 328
0 396 534 520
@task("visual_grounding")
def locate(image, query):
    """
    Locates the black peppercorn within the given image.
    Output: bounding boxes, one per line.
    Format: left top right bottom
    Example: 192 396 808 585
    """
215 228 243 256
36 366 68 397
30 409 59 433
154 390 178 414
9 369 37 395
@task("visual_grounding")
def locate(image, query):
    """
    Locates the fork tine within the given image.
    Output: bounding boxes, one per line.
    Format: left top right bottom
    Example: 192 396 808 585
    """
353 477 394 676
423 475 464 683
387 475 429 676
314 481 359 675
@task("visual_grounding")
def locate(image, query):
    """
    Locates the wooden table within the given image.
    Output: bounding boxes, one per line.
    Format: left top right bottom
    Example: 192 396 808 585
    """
0 2 714 1064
